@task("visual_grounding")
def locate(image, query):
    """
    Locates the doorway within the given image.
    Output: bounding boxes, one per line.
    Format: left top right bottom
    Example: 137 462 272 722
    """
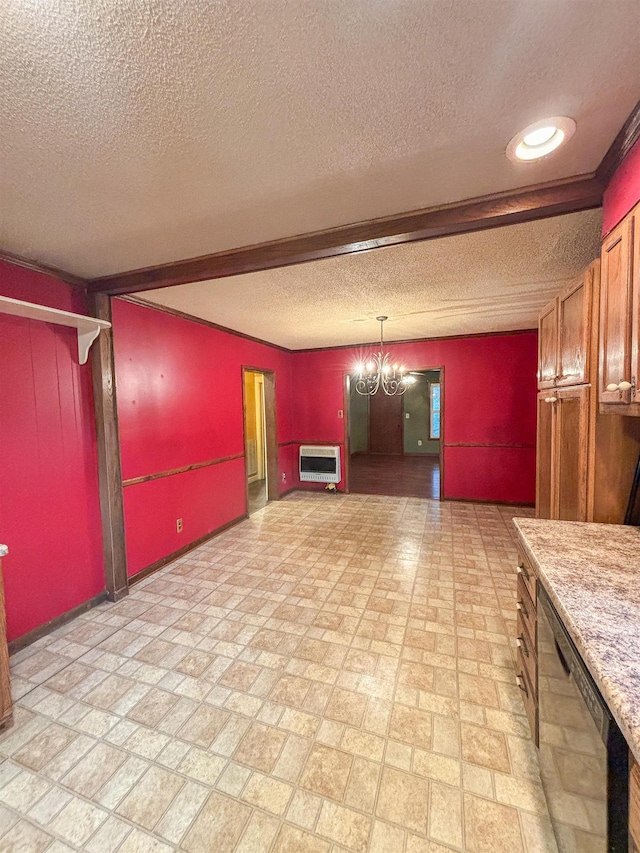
347 368 443 499
242 367 279 515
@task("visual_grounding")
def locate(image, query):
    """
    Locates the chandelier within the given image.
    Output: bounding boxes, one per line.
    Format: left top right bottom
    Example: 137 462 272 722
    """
354 316 415 396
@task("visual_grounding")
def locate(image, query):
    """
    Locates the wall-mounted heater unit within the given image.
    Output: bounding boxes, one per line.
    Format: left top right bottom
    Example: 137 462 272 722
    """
299 445 341 484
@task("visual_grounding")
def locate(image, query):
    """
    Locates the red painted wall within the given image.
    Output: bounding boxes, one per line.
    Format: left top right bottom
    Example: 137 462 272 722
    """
291 332 538 503
0 262 105 642
602 138 640 236
0 261 537 641
111 300 294 576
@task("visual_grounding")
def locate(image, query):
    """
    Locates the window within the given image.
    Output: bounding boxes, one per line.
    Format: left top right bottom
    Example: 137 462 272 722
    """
430 382 441 439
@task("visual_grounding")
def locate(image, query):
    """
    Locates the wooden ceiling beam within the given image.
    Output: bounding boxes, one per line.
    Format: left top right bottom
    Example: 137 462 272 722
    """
88 173 604 296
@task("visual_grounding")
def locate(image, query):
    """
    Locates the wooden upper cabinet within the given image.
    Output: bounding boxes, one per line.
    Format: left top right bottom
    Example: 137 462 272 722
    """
599 215 635 407
538 300 558 389
538 264 594 391
556 264 594 387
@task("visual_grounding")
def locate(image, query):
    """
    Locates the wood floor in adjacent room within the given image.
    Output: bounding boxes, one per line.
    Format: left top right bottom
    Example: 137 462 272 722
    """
0 493 556 853
349 453 441 500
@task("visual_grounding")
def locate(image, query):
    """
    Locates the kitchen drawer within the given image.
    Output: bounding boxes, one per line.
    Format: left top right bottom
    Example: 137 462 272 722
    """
516 550 536 603
516 659 539 746
516 575 536 648
517 608 537 695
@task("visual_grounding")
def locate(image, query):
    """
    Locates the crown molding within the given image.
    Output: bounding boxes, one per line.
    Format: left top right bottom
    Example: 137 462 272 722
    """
596 97 640 186
119 295 291 352
0 250 87 290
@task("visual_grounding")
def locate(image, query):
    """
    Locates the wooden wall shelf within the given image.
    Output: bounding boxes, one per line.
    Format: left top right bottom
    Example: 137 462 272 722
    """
0 296 111 364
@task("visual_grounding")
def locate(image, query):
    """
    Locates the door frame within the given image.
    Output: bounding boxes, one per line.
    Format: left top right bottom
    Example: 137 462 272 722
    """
343 365 444 500
242 366 279 513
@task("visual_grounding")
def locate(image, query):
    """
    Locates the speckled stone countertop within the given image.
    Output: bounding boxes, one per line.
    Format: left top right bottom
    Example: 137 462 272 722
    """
0 546 6 558
513 517 640 761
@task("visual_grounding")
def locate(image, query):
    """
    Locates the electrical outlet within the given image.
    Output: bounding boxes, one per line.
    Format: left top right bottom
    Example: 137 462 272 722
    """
405 412 410 419
176 518 183 533
418 440 422 446
338 410 344 419
282 472 286 482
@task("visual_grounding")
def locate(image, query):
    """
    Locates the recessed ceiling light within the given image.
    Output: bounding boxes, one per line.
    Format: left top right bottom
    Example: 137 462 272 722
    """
506 117 576 162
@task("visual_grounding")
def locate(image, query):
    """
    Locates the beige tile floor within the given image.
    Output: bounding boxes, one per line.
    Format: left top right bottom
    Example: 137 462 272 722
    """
0 493 559 853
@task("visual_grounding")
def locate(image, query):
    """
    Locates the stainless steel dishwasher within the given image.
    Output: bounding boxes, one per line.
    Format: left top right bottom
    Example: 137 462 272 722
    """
537 584 628 852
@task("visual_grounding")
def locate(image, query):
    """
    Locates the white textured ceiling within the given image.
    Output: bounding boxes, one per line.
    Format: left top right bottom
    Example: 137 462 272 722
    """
139 210 602 349
0 1 638 278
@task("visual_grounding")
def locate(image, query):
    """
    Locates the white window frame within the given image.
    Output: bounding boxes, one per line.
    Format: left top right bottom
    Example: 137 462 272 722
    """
429 382 441 440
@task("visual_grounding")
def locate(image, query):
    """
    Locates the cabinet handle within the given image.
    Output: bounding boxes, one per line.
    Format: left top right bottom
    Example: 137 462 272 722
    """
516 563 530 580
516 674 528 696
516 599 528 617
517 635 529 656
607 379 636 395
544 396 557 403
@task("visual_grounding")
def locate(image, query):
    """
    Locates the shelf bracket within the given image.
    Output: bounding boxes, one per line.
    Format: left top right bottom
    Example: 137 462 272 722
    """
77 325 102 365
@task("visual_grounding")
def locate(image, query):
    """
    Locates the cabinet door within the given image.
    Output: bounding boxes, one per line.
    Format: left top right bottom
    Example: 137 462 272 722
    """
0 559 12 728
599 217 634 406
535 391 555 519
556 267 592 387
554 386 590 521
632 206 640 408
538 299 558 389
631 755 640 853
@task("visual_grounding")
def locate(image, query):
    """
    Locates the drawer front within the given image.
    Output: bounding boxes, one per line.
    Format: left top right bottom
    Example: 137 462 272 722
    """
517 609 537 695
516 551 536 603
516 661 539 746
516 575 536 647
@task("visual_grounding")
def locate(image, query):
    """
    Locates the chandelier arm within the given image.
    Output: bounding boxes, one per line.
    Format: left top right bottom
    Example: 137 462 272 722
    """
354 316 408 396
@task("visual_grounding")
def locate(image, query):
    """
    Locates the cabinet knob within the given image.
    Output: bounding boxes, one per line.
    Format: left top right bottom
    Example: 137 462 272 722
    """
619 380 633 392
606 383 619 392
544 396 557 403
516 674 528 696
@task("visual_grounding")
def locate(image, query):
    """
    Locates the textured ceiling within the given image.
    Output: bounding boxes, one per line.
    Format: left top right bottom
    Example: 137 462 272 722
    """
0 1 638 278
140 209 602 349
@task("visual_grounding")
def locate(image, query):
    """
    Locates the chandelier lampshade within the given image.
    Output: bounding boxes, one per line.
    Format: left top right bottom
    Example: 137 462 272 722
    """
354 317 415 396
